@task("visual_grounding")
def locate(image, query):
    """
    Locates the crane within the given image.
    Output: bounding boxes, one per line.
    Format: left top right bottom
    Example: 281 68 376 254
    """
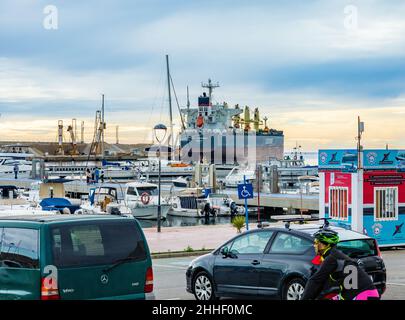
67 121 79 155
56 120 64 155
90 111 103 156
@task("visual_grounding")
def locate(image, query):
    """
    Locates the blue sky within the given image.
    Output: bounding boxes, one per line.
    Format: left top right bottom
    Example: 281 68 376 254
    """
1 0 405 150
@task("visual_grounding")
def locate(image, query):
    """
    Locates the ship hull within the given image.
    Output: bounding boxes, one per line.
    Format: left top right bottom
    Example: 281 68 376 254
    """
180 130 284 164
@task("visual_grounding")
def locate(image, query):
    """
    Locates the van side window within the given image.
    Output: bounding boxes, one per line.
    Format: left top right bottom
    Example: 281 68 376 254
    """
0 228 39 269
51 228 62 265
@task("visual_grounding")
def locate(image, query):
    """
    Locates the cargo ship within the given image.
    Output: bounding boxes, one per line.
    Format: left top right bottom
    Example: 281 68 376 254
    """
179 79 284 165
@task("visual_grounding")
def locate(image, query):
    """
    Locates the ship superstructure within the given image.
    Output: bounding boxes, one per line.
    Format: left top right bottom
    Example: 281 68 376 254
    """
179 79 284 165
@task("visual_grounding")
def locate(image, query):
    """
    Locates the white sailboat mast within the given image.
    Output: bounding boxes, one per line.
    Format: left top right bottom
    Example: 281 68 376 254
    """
166 55 174 157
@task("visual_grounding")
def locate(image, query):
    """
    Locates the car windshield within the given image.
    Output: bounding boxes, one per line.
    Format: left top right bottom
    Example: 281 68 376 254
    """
337 239 378 258
96 188 116 197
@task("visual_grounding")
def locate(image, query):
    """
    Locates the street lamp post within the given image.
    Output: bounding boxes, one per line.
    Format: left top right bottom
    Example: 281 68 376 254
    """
154 124 167 233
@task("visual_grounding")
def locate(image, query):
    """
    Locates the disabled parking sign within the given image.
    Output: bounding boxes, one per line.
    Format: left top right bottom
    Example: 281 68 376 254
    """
237 183 254 200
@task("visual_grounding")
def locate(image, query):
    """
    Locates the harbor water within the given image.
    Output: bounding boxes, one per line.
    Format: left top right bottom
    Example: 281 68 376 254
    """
138 210 284 229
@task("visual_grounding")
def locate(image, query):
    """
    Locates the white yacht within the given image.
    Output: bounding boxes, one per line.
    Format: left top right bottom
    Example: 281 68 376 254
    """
224 166 256 188
125 181 171 220
205 193 245 216
297 175 319 194
75 182 170 219
169 189 245 218
46 162 137 180
171 176 189 188
77 184 132 215
133 159 194 179
0 158 32 179
263 155 318 190
0 185 59 215
169 188 207 218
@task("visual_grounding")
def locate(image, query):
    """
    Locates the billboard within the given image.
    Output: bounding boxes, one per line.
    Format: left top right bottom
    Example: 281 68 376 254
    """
363 150 405 170
318 149 358 171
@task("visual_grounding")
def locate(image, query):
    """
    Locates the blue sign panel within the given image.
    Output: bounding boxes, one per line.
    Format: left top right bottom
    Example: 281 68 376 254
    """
363 216 405 247
237 183 254 199
363 149 405 170
318 149 358 171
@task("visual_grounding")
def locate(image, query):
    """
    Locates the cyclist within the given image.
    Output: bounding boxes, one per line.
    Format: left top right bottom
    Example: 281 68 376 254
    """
302 228 380 300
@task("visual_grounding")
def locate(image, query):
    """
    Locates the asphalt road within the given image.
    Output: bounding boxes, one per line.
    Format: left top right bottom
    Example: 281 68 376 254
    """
153 256 194 300
382 248 405 300
153 248 405 300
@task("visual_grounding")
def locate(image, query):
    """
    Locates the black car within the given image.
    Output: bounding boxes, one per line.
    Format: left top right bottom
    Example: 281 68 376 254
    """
186 223 386 300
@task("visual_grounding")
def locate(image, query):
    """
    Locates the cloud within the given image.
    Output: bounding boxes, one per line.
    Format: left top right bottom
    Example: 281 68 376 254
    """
2 0 405 149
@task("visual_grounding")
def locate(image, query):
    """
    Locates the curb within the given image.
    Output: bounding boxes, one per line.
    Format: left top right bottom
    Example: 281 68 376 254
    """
151 249 213 259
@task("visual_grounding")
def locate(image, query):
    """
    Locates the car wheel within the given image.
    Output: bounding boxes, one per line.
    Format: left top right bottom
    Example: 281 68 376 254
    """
283 278 306 300
193 271 216 301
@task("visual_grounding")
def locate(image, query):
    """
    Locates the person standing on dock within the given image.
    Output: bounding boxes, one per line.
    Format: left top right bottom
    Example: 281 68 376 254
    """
13 163 19 179
94 167 100 183
86 168 91 184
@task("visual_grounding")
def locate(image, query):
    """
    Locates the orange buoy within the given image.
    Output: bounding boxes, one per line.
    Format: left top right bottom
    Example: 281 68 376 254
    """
196 115 204 127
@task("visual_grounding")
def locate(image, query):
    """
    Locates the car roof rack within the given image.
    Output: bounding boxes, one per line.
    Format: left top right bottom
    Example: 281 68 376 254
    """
257 221 271 229
279 217 330 230
257 218 330 230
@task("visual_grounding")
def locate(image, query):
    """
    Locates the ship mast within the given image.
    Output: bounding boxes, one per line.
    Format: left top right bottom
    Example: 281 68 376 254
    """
166 55 174 158
202 79 219 108
101 94 105 159
187 85 190 111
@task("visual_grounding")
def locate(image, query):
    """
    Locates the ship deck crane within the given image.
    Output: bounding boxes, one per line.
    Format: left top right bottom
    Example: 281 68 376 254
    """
240 106 255 131
253 107 264 131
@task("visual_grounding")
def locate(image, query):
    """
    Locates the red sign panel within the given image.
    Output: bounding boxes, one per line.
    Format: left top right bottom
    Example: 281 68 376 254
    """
324 171 352 204
363 171 405 204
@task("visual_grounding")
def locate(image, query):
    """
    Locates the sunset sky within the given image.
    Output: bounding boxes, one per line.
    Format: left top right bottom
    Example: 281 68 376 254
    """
1 0 405 151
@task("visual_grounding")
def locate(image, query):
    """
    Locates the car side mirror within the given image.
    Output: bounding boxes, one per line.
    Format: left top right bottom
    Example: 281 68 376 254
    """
220 246 229 257
228 249 238 259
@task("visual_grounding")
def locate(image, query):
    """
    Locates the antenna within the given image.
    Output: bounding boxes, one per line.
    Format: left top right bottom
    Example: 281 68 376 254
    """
357 116 365 169
116 125 119 144
263 116 268 130
201 79 220 106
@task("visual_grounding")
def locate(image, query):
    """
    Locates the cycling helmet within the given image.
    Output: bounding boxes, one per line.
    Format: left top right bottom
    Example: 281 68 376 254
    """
313 228 339 245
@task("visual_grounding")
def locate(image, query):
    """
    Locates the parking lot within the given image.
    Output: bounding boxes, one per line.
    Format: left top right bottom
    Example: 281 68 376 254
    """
153 248 405 300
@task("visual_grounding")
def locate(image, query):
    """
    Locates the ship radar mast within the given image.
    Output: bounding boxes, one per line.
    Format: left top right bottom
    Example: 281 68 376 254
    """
201 79 220 105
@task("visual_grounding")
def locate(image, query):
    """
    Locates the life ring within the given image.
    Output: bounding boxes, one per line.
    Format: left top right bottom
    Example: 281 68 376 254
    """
196 115 204 127
140 192 150 205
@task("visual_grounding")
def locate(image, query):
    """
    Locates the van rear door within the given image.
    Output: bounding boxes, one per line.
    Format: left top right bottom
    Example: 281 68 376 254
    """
49 219 151 300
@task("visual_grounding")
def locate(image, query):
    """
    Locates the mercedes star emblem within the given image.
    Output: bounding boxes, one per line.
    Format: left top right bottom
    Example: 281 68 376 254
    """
100 274 109 284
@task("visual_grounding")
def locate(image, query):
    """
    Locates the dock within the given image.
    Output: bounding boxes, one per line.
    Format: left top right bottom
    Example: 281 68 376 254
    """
224 190 319 212
0 178 319 212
